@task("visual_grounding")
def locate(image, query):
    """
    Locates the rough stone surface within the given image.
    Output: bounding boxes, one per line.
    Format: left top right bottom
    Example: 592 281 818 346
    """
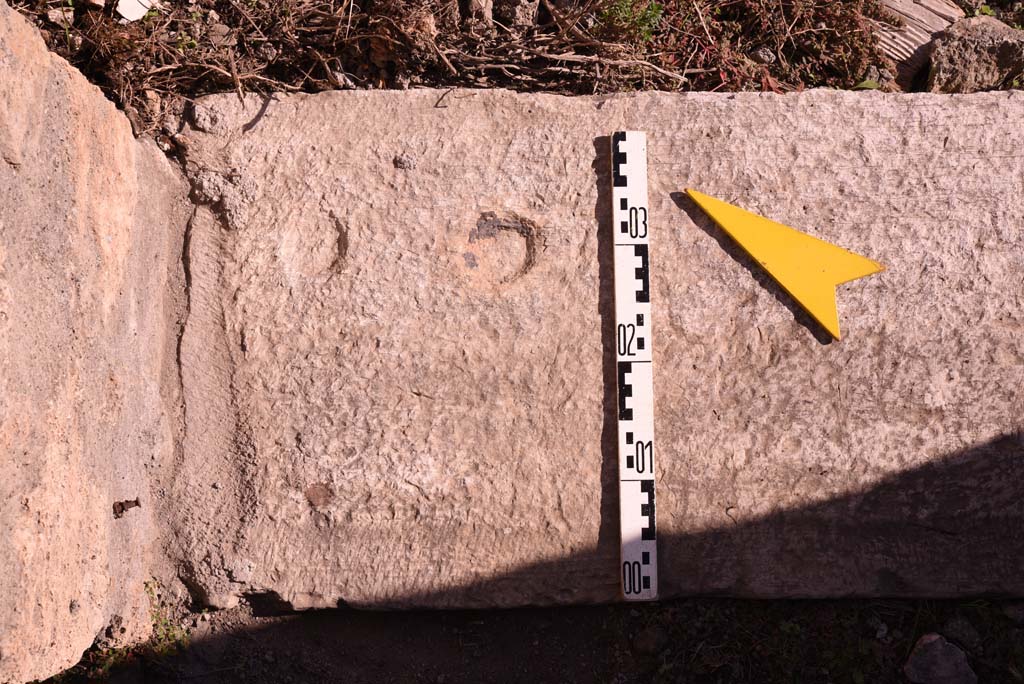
929 16 1024 92
0 4 190 683
494 0 539 27
904 634 978 684
465 0 493 27
171 88 1024 611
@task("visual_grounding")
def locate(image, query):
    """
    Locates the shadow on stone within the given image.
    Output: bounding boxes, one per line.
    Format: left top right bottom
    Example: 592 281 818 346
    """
669 191 834 346
593 134 622 575
86 431 1024 683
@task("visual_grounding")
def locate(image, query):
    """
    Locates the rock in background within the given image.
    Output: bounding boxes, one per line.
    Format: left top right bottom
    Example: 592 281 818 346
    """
929 16 1024 92
171 88 1024 612
0 3 189 682
876 0 964 87
904 633 978 684
494 0 539 27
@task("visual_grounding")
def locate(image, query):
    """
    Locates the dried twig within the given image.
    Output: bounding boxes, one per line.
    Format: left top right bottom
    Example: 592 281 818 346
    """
11 0 893 132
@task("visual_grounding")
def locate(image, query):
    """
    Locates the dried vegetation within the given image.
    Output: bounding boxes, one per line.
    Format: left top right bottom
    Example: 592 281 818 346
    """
14 0 895 132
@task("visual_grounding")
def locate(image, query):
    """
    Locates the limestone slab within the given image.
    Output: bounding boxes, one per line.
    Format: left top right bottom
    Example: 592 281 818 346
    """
172 88 1024 610
928 16 1024 93
0 4 190 682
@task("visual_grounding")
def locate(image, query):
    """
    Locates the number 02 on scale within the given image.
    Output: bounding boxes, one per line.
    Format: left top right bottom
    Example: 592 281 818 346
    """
611 131 657 600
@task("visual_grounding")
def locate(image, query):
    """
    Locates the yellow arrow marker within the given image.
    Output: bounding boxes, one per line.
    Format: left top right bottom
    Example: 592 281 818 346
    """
687 189 883 340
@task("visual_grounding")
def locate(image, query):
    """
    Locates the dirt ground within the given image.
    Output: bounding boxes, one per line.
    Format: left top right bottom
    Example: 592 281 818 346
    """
48 590 1024 683
12 0 894 132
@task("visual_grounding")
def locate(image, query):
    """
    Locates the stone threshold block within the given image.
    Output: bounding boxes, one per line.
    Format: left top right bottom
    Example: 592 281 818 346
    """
0 3 190 683
6 1 1023 680
171 88 1024 611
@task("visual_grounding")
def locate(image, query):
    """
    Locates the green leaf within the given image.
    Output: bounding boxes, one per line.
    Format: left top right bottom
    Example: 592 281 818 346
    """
853 79 881 90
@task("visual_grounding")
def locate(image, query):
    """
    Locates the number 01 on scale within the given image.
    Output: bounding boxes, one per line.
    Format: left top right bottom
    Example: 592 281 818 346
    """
610 131 658 600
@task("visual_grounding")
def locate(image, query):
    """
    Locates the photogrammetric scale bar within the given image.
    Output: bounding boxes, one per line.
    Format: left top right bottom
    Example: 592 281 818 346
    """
611 131 658 601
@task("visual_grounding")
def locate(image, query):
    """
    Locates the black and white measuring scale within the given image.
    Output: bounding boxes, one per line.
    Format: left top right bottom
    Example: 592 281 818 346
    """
611 131 658 601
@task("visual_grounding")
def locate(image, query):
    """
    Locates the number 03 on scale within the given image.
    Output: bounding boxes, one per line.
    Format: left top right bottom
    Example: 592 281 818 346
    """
611 131 657 600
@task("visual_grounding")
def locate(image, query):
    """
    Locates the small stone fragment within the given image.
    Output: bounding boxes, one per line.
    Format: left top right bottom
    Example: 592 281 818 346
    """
928 16 1024 92
227 559 255 584
46 8 73 24
258 43 279 63
115 0 152 22
208 22 233 48
142 90 161 117
751 46 776 65
868 614 889 641
465 0 493 27
904 634 978 684
205 592 239 610
494 0 539 27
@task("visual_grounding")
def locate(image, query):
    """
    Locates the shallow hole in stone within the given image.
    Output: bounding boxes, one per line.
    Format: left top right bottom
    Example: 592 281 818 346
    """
465 211 540 285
